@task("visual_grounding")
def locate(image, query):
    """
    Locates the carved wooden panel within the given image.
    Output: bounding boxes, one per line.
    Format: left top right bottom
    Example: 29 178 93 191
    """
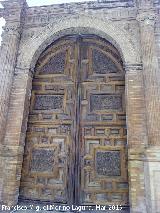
90 94 122 111
20 35 128 206
92 49 118 73
34 94 64 111
39 51 66 74
31 148 55 172
96 151 121 176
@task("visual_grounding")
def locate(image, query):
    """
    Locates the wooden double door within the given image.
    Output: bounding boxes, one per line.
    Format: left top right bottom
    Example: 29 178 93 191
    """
20 35 129 205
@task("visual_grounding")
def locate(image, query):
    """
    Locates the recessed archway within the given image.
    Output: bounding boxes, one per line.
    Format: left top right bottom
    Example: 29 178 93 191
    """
1 15 147 212
19 34 129 207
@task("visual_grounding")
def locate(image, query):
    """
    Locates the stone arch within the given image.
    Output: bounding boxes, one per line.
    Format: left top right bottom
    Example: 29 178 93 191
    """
17 15 140 71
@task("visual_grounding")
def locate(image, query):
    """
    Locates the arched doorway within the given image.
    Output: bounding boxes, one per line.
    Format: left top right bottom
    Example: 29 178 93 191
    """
19 34 129 206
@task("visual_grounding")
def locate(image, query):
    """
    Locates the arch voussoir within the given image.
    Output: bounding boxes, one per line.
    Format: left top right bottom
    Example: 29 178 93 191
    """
17 15 140 71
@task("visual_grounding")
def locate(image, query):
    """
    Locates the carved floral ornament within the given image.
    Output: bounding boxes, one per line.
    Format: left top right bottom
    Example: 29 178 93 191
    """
136 10 157 27
2 24 20 32
0 25 21 38
0 7 22 36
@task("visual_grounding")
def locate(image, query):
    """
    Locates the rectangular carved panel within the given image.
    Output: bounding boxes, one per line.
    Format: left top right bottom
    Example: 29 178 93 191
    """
96 151 121 176
90 94 122 111
34 94 64 110
31 148 55 172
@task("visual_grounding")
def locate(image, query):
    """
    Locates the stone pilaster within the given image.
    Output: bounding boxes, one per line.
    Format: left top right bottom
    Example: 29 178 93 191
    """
0 0 27 204
136 5 160 146
136 0 160 212
0 0 27 143
125 64 147 213
1 67 32 206
125 64 148 149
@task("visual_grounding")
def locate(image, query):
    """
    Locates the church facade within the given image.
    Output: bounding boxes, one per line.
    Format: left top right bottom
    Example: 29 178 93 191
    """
0 0 160 212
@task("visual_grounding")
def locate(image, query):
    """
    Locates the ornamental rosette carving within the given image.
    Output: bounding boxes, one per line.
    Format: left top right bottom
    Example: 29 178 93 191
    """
2 24 21 36
136 10 157 27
